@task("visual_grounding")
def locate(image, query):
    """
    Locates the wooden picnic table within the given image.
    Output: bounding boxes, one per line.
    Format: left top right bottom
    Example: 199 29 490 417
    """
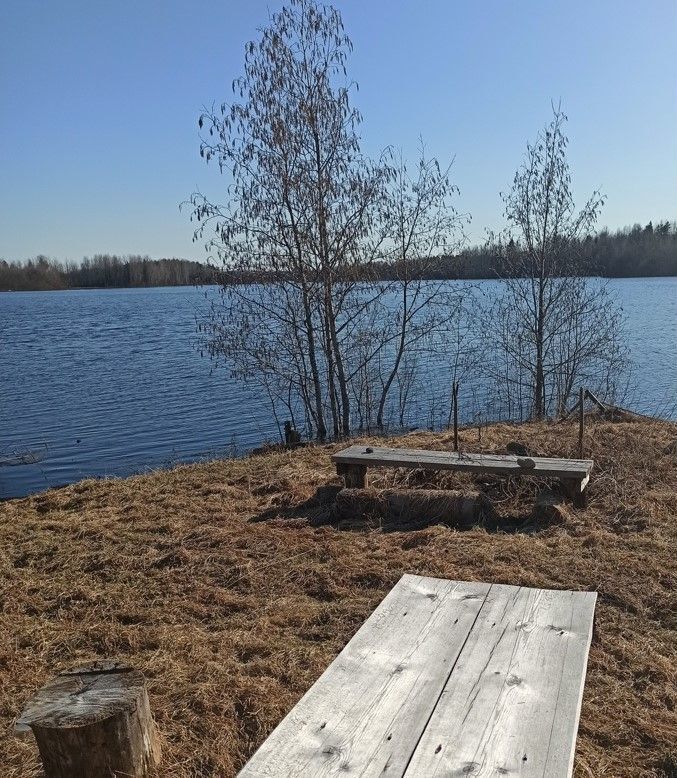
239 574 597 777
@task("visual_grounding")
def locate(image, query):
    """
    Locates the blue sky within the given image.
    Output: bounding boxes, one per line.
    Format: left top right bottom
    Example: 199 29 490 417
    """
1 0 675 262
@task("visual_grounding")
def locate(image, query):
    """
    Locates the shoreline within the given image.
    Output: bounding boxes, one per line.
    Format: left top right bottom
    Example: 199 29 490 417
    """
3 273 677 294
0 406 660 503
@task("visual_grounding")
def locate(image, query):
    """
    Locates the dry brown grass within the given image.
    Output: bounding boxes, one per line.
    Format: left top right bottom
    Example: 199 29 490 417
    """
1 418 676 777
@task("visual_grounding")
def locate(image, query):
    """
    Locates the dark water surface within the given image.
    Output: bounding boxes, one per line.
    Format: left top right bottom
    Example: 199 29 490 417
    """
2 278 675 499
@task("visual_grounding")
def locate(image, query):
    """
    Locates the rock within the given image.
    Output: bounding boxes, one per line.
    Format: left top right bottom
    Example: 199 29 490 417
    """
533 490 569 524
506 441 530 456
516 457 536 470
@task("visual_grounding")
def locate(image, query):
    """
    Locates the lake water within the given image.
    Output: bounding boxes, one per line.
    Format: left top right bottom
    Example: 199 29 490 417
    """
1 278 676 499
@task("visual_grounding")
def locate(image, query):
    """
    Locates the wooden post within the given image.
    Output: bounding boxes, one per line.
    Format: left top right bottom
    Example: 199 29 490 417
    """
573 478 588 509
452 381 459 452
284 420 301 448
15 661 161 778
578 387 585 459
562 476 589 509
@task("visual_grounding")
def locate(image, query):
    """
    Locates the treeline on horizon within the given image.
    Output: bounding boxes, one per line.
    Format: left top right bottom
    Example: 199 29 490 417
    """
453 219 677 281
1 219 675 291
0 255 216 292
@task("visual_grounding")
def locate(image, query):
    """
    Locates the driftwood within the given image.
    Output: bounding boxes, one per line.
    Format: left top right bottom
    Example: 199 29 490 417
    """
333 488 498 531
559 389 646 424
15 661 161 778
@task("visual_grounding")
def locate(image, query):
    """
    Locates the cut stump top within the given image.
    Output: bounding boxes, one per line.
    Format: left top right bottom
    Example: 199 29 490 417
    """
16 661 147 732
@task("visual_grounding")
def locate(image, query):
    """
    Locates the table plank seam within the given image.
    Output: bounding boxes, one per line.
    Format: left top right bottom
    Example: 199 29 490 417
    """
542 593 596 775
400 583 495 777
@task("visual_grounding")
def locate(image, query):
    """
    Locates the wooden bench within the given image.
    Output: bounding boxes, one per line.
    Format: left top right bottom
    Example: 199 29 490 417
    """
239 574 597 777
333 445 594 507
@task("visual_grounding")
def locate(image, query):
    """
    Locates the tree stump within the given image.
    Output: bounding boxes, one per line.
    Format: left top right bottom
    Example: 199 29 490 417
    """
15 661 161 778
284 420 302 448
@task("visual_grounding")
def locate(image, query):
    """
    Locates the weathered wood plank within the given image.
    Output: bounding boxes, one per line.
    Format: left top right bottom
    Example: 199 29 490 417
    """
238 577 596 777
332 446 593 474
238 575 491 777
332 446 591 469
332 445 593 479
332 446 593 470
404 583 597 777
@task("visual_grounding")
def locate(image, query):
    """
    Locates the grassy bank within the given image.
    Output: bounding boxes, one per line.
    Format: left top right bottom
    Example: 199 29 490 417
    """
1 418 676 776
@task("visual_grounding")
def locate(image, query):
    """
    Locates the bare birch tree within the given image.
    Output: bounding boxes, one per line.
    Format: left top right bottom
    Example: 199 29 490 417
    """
188 0 389 440
188 0 474 440
372 147 468 429
487 106 628 418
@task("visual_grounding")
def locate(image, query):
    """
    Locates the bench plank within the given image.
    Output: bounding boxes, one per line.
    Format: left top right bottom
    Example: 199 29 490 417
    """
404 583 597 776
238 576 491 777
332 445 593 479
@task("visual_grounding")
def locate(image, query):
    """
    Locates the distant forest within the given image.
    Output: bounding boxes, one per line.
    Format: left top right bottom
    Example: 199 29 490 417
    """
1 220 675 291
452 219 677 281
0 255 215 291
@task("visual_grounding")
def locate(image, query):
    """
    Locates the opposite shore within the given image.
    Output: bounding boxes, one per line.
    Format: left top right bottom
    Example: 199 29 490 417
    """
2 219 676 292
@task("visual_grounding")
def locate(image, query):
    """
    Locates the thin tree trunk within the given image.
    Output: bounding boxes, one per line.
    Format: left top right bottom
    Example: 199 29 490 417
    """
534 272 546 420
311 117 351 438
301 284 327 441
324 308 340 438
325 282 351 436
377 282 408 429
283 191 327 442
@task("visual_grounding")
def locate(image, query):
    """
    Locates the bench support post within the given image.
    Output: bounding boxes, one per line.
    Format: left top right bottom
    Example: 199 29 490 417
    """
336 463 368 488
562 475 589 509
